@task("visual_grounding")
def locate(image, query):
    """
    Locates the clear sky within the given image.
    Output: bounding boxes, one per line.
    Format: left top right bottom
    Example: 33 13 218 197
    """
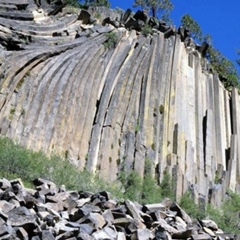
110 0 240 71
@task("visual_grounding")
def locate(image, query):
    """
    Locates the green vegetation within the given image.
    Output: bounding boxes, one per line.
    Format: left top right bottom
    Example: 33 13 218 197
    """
119 160 175 204
207 191 240 234
10 108 16 115
142 24 153 37
63 0 110 8
84 0 110 8
94 12 101 19
214 171 221 184
207 45 239 89
159 104 164 114
180 191 240 235
180 192 206 220
181 14 203 42
119 171 143 202
133 0 174 20
63 0 80 7
0 137 121 195
160 171 175 199
135 121 141 133
1 137 240 234
181 14 239 90
103 32 118 49
0 137 174 204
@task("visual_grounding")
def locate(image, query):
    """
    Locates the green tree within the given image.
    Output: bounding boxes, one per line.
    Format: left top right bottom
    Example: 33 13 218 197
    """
84 0 110 7
63 0 80 7
181 14 239 89
207 46 239 89
181 14 203 42
133 0 174 19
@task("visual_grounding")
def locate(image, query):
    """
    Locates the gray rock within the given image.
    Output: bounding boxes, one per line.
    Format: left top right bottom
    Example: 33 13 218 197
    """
178 26 190 41
7 206 36 227
125 17 145 31
77 232 94 240
137 228 151 240
0 178 11 190
170 202 192 224
172 228 193 239
192 233 212 240
0 200 15 213
16 227 28 240
79 223 94 235
201 219 218 231
155 226 169 240
78 10 92 25
31 236 41 240
143 203 166 213
121 8 132 24
0 225 13 238
102 17 120 28
148 16 159 27
203 227 216 237
133 10 148 23
0 211 8 221
41 229 55 240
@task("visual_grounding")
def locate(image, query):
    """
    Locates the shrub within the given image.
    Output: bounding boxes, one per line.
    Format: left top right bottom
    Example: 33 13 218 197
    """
142 174 162 204
142 25 153 37
207 46 239 89
207 191 240 234
180 190 240 235
181 14 203 43
83 0 110 8
94 12 101 19
0 137 123 197
119 171 143 202
179 192 206 220
103 32 118 49
118 160 175 204
63 0 80 7
160 172 175 200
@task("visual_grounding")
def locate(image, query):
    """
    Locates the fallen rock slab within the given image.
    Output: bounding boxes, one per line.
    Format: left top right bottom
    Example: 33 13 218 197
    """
0 177 236 240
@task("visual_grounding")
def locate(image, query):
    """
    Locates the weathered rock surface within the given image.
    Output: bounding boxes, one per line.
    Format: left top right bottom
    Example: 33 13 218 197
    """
0 0 239 207
0 177 237 240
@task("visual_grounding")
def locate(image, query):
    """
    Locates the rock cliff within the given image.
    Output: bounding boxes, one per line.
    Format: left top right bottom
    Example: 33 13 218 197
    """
0 0 239 206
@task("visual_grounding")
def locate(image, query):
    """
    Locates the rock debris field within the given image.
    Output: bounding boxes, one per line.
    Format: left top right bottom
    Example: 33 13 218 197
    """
0 0 240 207
0 178 237 240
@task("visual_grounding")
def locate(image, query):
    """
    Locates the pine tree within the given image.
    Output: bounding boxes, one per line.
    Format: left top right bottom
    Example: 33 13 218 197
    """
133 0 174 19
84 0 110 8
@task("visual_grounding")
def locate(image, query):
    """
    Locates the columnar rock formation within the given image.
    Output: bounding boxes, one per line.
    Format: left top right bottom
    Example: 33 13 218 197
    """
0 0 239 205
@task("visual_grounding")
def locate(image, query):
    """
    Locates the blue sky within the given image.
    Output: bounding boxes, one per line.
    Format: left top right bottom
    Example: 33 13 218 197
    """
110 0 240 71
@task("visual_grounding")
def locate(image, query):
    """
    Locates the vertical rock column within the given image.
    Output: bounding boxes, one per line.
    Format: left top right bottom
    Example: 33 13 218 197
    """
231 88 240 188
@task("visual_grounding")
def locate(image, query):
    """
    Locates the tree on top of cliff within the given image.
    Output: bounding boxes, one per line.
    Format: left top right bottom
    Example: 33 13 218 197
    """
208 46 239 89
84 0 110 7
133 0 174 20
181 14 203 43
64 0 110 8
181 14 239 89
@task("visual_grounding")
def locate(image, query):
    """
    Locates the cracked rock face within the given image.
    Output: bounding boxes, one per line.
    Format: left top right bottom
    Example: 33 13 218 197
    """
0 0 239 207
0 177 237 240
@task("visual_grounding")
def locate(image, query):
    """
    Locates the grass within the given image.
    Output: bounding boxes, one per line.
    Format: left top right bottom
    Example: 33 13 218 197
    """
179 191 240 235
0 137 122 197
0 137 239 234
0 137 175 204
